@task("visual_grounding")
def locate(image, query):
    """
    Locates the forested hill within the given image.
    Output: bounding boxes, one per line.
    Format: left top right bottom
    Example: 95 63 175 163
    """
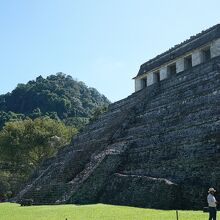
0 73 110 128
0 73 110 200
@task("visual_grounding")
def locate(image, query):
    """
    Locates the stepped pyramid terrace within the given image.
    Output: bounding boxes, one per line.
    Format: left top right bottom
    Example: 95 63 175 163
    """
17 24 220 209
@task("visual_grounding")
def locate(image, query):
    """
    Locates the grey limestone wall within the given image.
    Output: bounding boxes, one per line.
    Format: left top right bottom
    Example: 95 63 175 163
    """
100 174 179 209
18 56 220 209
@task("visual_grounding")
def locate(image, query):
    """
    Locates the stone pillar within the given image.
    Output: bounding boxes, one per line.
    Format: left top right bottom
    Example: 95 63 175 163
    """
176 58 184 73
192 50 203 66
135 79 142 91
211 38 220 58
160 66 168 80
147 72 154 86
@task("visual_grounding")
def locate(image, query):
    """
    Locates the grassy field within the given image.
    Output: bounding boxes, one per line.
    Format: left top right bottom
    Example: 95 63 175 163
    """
0 202 209 220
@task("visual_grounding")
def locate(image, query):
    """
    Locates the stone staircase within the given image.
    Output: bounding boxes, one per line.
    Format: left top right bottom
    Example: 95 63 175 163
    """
16 84 149 204
60 146 114 203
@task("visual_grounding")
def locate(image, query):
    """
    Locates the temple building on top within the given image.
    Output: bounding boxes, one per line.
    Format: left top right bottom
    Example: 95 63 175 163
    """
133 24 220 92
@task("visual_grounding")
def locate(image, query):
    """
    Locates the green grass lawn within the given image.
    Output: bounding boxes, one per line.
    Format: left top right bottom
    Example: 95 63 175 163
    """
0 202 209 220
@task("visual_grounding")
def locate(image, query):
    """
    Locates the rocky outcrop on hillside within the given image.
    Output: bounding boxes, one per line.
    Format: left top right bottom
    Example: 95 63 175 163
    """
17 56 220 209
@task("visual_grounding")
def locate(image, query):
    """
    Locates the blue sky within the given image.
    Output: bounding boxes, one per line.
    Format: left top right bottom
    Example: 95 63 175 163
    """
0 0 220 102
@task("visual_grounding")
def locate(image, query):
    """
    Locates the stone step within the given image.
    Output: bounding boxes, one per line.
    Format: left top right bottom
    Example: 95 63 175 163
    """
146 72 220 109
127 120 217 145
127 105 219 134
108 89 145 111
127 87 220 127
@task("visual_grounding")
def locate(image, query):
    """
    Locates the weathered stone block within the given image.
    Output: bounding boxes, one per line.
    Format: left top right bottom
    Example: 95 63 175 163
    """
211 38 220 58
160 66 168 80
176 58 185 73
135 79 143 91
100 174 180 209
192 50 203 66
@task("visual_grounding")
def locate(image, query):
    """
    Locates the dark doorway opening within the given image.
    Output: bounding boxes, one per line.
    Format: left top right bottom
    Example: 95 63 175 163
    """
184 55 192 70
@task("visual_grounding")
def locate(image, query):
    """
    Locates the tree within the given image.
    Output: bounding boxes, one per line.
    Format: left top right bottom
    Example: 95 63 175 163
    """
89 105 108 123
0 117 78 197
0 117 77 195
0 111 25 128
0 74 110 127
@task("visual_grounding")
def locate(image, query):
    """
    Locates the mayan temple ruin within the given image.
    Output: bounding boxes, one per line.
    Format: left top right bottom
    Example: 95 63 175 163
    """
17 24 220 209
